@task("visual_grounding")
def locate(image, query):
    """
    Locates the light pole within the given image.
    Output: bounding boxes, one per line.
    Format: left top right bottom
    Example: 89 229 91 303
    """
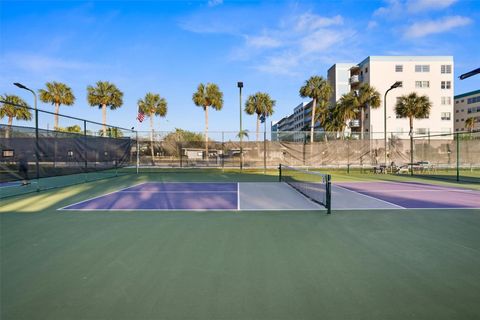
14 82 39 189
384 81 402 172
237 81 243 170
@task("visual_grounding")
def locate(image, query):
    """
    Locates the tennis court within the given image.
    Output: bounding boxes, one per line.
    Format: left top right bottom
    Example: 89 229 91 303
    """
2 166 480 320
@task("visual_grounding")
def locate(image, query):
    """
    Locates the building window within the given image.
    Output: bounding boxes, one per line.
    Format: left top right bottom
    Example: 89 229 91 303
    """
455 110 459 113
456 119 459 122
415 81 430 88
441 65 452 74
415 65 430 72
441 81 451 89
395 65 403 72
441 112 451 120
441 97 452 105
467 96 480 104
365 67 368 73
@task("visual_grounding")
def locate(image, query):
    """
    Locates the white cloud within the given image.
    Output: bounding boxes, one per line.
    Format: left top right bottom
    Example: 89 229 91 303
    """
405 15 472 38
367 21 378 29
407 0 457 12
374 0 457 16
374 0 403 17
255 52 300 76
294 13 343 31
208 0 223 7
300 29 354 53
245 35 283 48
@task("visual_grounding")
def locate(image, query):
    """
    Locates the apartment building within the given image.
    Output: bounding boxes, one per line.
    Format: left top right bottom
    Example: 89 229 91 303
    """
349 56 454 137
327 63 356 107
454 89 480 132
273 56 454 140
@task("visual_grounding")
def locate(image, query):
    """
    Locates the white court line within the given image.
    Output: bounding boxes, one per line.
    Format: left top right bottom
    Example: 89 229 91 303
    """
118 190 237 193
58 207 325 212
333 185 406 209
57 182 147 211
348 189 479 193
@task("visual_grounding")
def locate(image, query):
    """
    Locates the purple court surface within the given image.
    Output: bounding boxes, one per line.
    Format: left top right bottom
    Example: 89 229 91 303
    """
336 181 480 209
61 182 238 211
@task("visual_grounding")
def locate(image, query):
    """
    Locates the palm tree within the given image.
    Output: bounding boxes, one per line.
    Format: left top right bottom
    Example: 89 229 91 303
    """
355 83 381 139
465 117 476 133
244 92 276 141
0 94 32 138
38 81 75 130
138 93 168 160
337 92 358 138
87 81 123 136
395 92 432 173
192 83 223 157
299 76 332 143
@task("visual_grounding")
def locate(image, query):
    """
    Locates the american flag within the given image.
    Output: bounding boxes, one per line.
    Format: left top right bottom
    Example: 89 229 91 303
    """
137 108 145 122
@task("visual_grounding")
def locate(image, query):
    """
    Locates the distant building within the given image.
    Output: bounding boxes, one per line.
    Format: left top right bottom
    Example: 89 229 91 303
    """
454 89 480 132
274 56 455 140
348 56 454 137
327 63 356 107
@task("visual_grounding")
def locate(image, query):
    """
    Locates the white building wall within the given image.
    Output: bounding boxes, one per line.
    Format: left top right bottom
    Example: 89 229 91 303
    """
358 56 454 138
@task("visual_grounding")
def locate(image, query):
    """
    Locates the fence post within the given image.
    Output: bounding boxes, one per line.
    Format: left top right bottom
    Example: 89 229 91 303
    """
84 120 88 182
136 131 139 174
35 108 40 191
264 130 267 174
222 131 225 172
456 132 460 182
410 132 414 176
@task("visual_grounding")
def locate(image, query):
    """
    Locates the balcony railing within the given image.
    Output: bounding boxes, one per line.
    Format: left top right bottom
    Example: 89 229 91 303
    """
349 75 362 84
349 119 360 128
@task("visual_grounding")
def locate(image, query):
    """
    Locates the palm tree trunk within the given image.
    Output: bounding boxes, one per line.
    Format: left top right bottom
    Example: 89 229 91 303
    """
150 115 155 163
256 114 260 142
310 99 316 144
6 117 13 138
102 104 107 136
54 103 60 130
205 106 209 159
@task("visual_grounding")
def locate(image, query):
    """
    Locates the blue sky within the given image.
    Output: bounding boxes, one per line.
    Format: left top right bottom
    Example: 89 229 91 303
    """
1 0 479 133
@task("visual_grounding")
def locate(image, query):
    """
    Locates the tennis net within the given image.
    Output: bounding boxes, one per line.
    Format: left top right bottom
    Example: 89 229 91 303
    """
279 164 332 214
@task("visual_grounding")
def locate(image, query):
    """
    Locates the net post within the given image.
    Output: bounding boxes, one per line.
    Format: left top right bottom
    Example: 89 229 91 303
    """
326 174 332 214
456 132 459 182
278 164 282 182
222 131 225 172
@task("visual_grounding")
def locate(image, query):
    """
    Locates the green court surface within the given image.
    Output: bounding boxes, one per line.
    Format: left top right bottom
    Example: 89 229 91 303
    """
1 171 480 320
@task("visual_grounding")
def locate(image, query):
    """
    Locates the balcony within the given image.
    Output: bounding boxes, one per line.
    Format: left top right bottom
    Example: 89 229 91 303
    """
349 119 360 128
349 75 363 85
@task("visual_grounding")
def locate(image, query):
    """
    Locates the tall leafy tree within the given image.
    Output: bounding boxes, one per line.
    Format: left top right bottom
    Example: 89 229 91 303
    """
395 92 432 172
87 81 123 136
138 93 168 160
38 81 75 130
244 92 276 141
0 94 32 138
465 117 476 133
354 83 381 139
192 83 223 157
299 76 332 143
